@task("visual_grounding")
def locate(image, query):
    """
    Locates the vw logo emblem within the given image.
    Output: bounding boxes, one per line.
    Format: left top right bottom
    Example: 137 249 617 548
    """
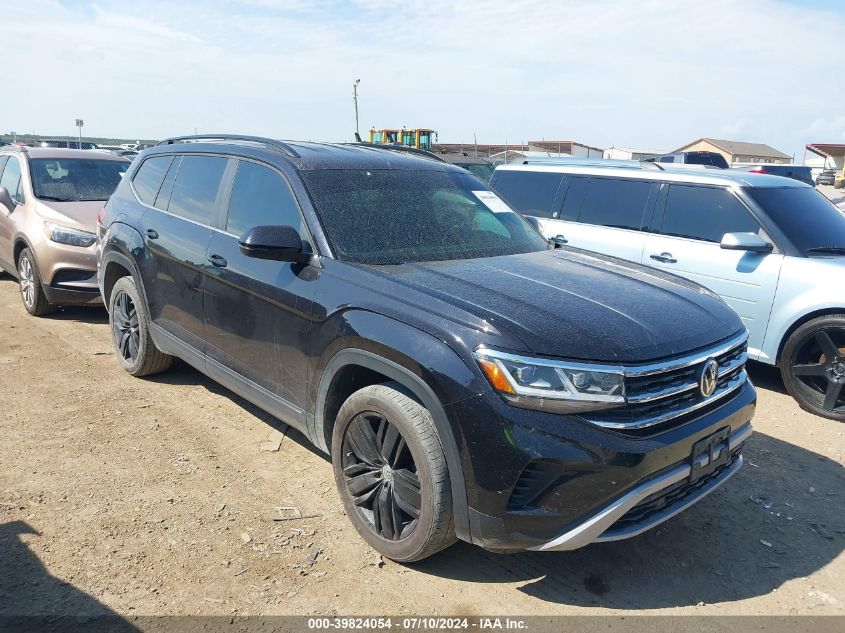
699 358 719 398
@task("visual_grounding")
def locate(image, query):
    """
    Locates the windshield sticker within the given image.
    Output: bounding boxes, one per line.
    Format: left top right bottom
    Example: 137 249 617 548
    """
472 190 513 213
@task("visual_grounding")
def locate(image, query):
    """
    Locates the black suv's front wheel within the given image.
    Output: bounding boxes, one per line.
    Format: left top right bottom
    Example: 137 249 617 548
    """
781 314 845 421
108 276 172 377
332 382 456 562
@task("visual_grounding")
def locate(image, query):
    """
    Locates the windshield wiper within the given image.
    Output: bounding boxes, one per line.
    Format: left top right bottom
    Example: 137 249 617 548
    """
806 246 845 254
37 195 76 202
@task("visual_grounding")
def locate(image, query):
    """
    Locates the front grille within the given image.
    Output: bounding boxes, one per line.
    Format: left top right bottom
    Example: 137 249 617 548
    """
584 333 748 431
608 450 741 532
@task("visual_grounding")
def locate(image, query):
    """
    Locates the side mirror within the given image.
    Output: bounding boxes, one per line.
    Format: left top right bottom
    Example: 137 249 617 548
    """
720 232 773 254
238 225 306 262
0 187 15 213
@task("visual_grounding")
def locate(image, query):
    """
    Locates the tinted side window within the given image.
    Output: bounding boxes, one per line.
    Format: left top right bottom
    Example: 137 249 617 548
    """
132 156 173 206
0 156 8 180
154 156 181 210
492 171 564 218
226 161 303 237
0 156 23 202
559 176 588 221
578 178 651 230
167 155 228 225
661 185 760 243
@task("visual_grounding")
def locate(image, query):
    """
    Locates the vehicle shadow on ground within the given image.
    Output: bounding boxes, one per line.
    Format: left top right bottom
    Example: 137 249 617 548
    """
747 361 788 396
416 431 845 608
0 520 140 631
145 359 327 460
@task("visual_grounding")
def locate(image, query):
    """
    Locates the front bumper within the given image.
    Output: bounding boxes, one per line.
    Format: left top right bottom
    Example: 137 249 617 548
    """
447 378 756 552
530 423 750 551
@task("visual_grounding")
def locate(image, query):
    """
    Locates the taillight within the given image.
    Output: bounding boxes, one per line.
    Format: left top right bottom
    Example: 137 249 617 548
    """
97 207 107 226
749 167 765 174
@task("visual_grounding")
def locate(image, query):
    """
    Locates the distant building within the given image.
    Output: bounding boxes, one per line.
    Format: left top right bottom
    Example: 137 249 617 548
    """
603 146 663 161
672 138 791 164
805 143 845 170
435 140 603 160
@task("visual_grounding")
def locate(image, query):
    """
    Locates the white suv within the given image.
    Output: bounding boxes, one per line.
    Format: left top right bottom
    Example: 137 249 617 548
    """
492 161 845 421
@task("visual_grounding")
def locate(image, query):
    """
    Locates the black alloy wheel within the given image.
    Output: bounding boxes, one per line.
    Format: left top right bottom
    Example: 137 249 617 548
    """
790 327 845 415
341 412 422 541
112 289 140 363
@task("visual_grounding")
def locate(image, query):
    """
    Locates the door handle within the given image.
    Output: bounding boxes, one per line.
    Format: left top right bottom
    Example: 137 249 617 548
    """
208 253 228 268
650 252 677 264
145 229 159 240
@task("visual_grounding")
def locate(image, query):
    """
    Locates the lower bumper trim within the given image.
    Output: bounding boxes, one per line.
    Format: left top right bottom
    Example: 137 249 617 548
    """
528 422 752 551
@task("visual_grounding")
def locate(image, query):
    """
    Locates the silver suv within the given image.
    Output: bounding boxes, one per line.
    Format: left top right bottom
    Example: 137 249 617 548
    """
492 161 845 421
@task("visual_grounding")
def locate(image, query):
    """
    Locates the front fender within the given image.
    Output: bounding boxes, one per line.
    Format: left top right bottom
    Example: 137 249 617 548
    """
760 258 845 363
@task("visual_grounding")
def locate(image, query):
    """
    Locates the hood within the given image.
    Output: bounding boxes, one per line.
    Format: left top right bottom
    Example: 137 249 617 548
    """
35 200 103 233
370 250 744 363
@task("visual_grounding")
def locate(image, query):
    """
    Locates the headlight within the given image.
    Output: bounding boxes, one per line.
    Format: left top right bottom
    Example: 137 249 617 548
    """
45 223 96 248
474 349 625 414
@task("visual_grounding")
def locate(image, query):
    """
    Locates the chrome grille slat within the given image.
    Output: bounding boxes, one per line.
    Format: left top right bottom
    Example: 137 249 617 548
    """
585 333 749 430
626 352 747 404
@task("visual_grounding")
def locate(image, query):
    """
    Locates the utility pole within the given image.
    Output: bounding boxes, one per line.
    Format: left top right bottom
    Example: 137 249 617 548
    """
353 79 361 141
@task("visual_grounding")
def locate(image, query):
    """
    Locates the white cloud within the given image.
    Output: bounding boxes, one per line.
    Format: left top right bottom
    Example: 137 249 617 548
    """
2 0 844 158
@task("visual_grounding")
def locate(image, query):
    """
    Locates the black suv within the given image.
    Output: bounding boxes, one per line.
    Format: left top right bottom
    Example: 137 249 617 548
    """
97 135 755 561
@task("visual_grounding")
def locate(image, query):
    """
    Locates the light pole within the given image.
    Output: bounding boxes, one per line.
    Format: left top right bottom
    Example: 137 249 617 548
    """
352 79 361 141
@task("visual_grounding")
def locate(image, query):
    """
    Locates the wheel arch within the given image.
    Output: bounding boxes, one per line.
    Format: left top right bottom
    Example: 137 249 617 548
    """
99 248 150 315
314 348 471 542
775 307 845 365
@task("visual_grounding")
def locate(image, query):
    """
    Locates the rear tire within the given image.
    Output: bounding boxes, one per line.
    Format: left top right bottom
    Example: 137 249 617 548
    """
109 276 172 377
331 382 456 562
780 314 845 421
17 248 56 317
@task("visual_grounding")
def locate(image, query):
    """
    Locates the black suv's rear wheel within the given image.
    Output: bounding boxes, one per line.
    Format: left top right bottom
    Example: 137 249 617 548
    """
331 382 456 562
109 276 172 377
17 248 56 317
781 314 845 421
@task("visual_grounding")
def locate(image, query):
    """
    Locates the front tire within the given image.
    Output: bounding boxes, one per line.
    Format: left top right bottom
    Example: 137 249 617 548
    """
332 382 456 562
108 276 172 377
17 248 56 317
781 314 845 421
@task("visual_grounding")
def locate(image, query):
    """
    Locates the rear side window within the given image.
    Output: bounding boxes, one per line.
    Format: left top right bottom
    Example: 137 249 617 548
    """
167 155 228 225
0 156 23 202
577 178 651 230
132 156 173 206
0 156 8 179
661 185 760 243
492 171 564 218
225 161 303 237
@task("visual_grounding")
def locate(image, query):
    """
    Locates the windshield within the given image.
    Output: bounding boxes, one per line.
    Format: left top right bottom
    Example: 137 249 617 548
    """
30 158 128 202
301 169 548 264
747 186 845 255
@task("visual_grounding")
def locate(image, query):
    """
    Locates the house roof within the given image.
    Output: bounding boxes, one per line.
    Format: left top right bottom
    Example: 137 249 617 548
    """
675 138 791 159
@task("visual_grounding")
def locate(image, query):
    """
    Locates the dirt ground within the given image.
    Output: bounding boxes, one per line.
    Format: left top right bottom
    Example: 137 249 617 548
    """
0 272 843 620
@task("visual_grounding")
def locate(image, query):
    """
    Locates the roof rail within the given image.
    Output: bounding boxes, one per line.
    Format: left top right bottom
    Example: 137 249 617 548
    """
347 142 446 162
522 157 641 168
156 134 301 158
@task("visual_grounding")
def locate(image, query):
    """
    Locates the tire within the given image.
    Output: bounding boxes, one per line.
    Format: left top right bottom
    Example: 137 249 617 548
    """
108 276 172 377
780 314 845 421
17 248 56 317
331 382 456 562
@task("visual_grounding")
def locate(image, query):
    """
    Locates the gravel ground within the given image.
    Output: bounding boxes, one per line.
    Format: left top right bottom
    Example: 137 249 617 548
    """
0 271 844 620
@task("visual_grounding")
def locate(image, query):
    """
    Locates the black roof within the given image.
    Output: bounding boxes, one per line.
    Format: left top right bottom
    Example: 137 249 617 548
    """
151 135 457 172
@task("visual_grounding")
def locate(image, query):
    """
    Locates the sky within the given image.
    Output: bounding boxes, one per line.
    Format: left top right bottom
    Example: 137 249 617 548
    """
2 0 844 159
